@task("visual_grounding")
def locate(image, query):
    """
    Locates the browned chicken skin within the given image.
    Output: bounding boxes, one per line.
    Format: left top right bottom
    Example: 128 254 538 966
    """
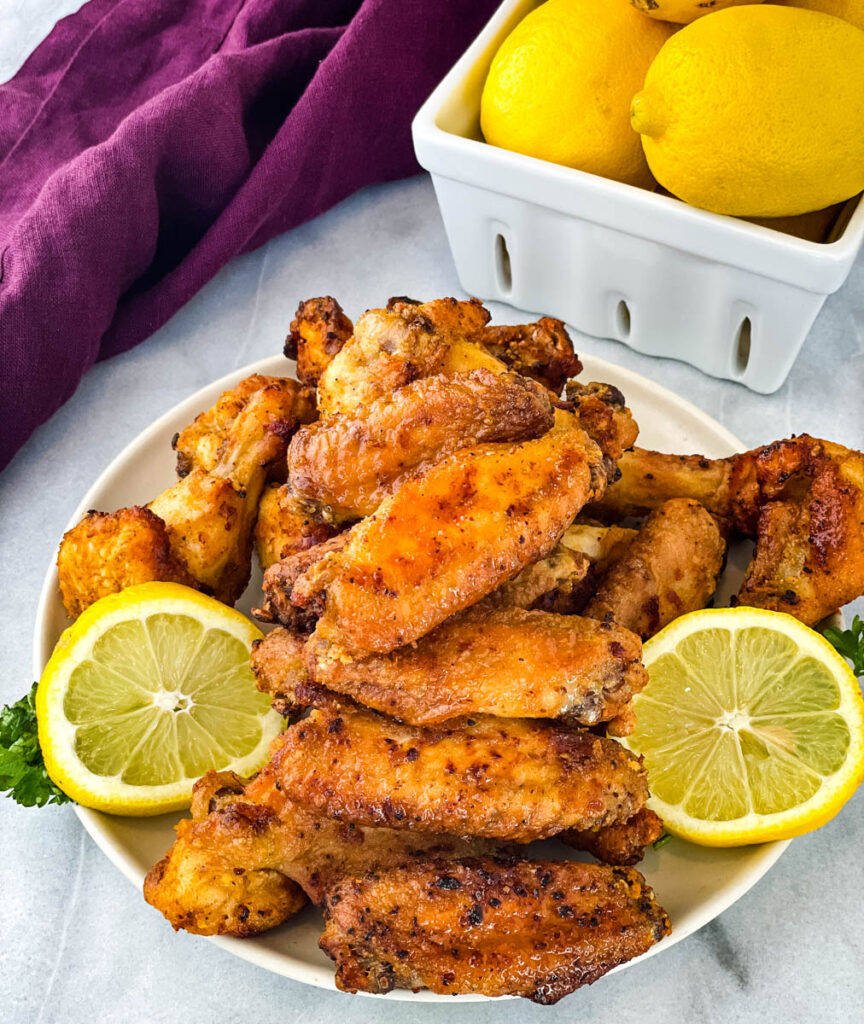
253 483 339 571
267 704 649 842
562 808 665 866
284 296 354 386
561 380 640 463
301 607 647 727
287 369 554 520
319 857 670 1003
291 410 608 654
59 377 310 613
57 507 202 618
144 769 496 934
585 498 726 639
586 436 864 625
473 317 582 394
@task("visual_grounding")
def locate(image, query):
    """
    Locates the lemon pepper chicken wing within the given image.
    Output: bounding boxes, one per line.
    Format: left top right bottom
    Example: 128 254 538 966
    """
300 608 647 727
172 374 315 479
58 377 310 614
585 499 726 639
144 769 496 934
291 410 608 654
319 857 671 1003
562 807 665 866
284 296 354 386
472 316 582 394
287 369 554 521
268 704 649 842
253 483 339 571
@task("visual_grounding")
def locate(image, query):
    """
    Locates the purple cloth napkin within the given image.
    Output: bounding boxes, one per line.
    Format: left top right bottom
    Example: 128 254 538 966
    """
0 0 497 470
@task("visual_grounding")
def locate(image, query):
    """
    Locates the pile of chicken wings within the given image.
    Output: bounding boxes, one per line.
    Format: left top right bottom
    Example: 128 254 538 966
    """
56 295 864 1003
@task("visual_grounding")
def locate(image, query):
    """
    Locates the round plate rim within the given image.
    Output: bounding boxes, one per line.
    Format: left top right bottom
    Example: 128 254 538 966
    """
31 351 789 1002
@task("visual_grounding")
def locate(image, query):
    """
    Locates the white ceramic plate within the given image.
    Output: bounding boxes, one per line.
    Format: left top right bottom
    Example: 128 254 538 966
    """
33 353 788 1001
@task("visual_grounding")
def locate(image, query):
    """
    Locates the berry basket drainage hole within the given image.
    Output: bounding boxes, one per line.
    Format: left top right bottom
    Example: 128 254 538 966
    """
616 299 632 339
494 233 512 295
734 317 752 376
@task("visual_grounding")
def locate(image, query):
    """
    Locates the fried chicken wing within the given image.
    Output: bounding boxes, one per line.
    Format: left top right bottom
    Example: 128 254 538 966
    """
269 704 648 842
253 483 339 571
284 296 354 386
316 298 499 418
585 499 726 639
172 374 315 479
319 857 671 1003
302 608 647 727
58 377 309 614
473 317 582 394
57 507 202 619
287 369 554 520
561 381 639 462
587 447 736 521
562 808 665 866
144 769 494 934
292 410 607 654
732 436 864 623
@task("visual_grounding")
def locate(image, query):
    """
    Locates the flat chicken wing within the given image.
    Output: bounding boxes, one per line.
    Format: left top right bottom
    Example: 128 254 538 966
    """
319 857 671 1003
561 381 639 463
287 369 554 520
144 769 493 934
268 704 649 842
172 374 315 479
316 297 499 418
254 483 339 571
57 507 201 619
585 498 726 639
302 608 647 727
284 296 354 385
292 410 608 654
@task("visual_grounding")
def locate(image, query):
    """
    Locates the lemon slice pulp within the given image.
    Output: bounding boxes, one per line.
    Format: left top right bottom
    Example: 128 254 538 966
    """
621 607 864 845
37 583 282 816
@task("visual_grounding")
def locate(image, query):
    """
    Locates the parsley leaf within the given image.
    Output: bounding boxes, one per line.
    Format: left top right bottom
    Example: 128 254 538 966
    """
0 683 71 807
824 615 864 678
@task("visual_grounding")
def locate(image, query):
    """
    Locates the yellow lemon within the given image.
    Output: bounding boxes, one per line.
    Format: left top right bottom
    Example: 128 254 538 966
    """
481 0 674 188
631 0 760 24
631 5 864 216
620 608 864 846
37 583 282 816
772 0 864 31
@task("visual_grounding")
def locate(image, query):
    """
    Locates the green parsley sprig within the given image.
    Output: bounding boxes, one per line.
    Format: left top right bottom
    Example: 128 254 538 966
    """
824 615 864 678
0 683 71 807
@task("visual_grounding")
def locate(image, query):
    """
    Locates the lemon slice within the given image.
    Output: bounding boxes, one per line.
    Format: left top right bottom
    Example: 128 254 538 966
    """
37 583 282 816
621 607 864 846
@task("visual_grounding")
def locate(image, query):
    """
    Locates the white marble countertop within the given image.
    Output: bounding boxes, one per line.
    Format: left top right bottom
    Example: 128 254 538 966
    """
2 5 863 1022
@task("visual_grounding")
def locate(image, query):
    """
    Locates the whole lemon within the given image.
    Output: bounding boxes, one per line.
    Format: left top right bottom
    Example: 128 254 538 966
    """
481 0 674 188
772 0 864 31
631 5 864 216
631 0 761 24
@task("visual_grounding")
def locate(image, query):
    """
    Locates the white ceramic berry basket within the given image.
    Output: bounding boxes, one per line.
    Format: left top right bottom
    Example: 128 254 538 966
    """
411 0 864 394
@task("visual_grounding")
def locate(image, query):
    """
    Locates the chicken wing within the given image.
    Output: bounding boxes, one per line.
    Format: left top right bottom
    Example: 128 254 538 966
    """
319 856 671 1003
301 608 647 727
283 296 354 386
561 381 639 462
292 410 608 654
57 507 202 619
587 447 736 521
732 436 864 624
562 807 665 866
585 499 726 639
473 317 582 394
253 483 339 571
144 769 494 934
316 297 499 418
268 704 648 842
172 374 315 479
58 377 309 614
287 369 554 520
